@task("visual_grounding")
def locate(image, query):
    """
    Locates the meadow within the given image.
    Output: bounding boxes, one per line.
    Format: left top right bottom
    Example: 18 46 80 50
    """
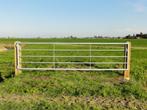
0 38 147 110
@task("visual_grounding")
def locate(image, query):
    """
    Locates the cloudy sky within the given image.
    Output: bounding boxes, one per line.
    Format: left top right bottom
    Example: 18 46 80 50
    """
0 0 147 37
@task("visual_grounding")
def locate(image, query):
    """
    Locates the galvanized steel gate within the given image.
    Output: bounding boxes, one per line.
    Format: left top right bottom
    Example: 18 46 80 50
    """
14 42 131 80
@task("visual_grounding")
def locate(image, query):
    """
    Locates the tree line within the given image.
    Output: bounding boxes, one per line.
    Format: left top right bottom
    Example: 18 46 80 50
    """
125 32 147 39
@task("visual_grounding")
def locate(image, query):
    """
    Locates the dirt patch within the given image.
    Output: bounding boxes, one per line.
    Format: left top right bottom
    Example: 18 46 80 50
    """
0 44 13 52
0 47 8 52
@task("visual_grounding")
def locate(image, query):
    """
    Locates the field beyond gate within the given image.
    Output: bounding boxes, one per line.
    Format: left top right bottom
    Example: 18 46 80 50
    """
0 38 147 110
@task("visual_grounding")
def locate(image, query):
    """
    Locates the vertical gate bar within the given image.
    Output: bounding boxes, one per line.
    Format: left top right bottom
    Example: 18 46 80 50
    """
90 44 92 69
124 42 131 80
53 44 56 69
123 44 127 69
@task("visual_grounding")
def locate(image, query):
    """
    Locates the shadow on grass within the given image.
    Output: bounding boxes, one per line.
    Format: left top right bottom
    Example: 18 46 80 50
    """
0 62 15 82
0 72 4 82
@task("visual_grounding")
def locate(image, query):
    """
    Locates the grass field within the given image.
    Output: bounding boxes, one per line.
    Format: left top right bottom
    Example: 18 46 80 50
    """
0 38 147 110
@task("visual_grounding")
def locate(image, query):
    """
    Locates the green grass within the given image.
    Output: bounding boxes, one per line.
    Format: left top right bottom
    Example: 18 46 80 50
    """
0 38 147 110
0 38 147 47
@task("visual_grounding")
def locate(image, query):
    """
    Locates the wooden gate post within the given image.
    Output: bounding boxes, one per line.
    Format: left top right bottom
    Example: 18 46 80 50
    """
14 42 22 75
124 42 131 80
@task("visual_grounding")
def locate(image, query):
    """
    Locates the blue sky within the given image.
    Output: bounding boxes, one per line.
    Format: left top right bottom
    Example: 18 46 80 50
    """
0 0 147 37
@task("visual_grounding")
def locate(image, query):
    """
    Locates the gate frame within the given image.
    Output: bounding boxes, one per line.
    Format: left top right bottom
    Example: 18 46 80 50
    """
14 41 131 80
14 41 22 75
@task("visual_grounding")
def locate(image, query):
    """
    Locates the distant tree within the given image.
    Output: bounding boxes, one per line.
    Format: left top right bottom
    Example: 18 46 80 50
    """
142 34 147 39
125 34 131 39
69 35 77 39
125 32 147 39
93 35 103 38
140 32 143 35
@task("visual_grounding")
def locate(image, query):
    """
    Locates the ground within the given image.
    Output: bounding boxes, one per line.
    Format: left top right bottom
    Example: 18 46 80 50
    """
0 38 147 110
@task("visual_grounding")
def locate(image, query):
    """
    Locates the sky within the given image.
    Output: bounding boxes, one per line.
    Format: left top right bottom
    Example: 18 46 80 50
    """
0 0 147 38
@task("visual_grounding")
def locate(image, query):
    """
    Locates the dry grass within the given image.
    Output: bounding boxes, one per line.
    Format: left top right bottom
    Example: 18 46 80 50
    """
0 94 146 109
0 44 14 52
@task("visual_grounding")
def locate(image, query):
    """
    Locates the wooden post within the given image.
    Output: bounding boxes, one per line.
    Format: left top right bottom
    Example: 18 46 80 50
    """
124 42 131 80
14 42 22 75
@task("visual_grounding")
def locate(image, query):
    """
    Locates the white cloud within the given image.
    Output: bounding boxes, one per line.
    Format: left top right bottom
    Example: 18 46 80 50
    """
134 3 146 13
125 0 147 13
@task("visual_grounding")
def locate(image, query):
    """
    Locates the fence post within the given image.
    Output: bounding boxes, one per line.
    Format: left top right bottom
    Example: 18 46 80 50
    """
14 42 22 75
124 42 131 80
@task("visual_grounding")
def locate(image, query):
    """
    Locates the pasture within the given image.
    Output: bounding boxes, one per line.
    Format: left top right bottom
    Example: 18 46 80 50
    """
0 38 147 110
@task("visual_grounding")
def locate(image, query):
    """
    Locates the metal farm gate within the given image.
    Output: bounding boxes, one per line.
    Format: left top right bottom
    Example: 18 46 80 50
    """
14 42 131 80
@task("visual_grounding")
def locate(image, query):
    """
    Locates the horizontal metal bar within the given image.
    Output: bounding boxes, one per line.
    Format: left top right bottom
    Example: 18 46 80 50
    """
22 49 124 52
21 42 128 45
21 55 126 58
19 68 127 71
22 62 127 64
